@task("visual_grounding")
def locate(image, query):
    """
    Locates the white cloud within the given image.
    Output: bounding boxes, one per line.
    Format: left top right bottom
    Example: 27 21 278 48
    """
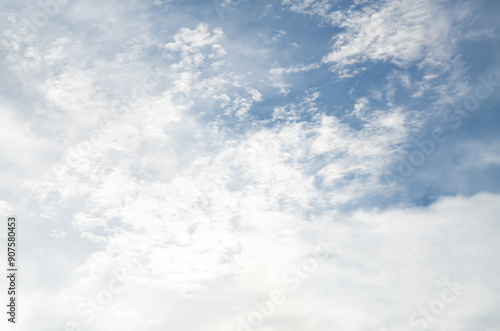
282 0 332 18
1 1 498 330
283 0 468 82
56 193 500 331
269 62 321 94
262 29 286 44
322 0 458 70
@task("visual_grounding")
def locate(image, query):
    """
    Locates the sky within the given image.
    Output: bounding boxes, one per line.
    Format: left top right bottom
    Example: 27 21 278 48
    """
0 0 499 330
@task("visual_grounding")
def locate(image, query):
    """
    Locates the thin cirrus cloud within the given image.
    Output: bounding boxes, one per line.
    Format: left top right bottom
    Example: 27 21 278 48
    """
0 0 499 330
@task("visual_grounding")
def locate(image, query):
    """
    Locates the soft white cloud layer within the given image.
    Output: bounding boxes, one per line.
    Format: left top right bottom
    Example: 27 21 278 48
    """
0 1 498 330
322 0 457 68
22 192 500 331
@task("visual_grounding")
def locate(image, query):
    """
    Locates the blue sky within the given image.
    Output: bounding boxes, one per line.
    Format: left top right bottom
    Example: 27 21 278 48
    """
0 0 500 330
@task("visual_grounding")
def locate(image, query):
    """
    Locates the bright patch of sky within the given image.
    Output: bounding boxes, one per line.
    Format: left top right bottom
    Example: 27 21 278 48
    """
0 0 499 330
